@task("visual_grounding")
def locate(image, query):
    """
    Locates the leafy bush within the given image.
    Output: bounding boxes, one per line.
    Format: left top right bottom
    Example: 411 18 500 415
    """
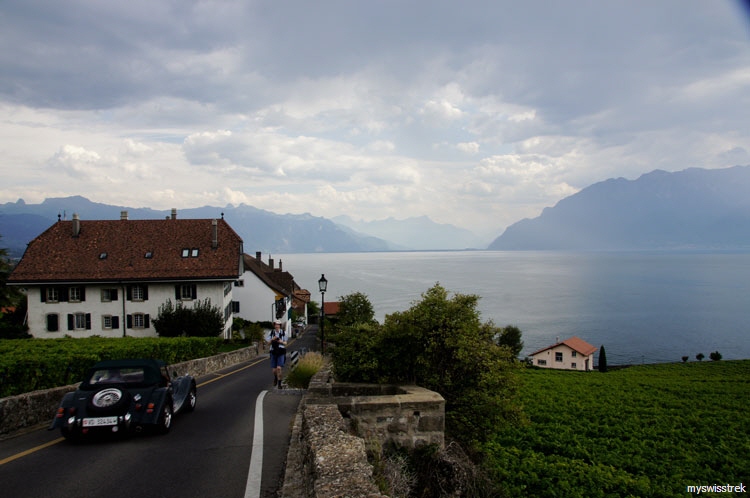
331 284 524 450
0 336 224 397
153 298 224 337
284 352 325 388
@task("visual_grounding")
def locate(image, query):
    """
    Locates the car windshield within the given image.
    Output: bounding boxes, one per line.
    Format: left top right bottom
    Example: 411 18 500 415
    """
80 360 166 389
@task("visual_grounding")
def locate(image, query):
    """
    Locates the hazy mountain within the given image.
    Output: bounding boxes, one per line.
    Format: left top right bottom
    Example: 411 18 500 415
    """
489 166 750 250
0 196 392 258
333 215 485 250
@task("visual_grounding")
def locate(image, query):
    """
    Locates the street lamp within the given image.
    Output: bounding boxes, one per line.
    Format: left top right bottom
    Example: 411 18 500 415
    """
318 274 327 354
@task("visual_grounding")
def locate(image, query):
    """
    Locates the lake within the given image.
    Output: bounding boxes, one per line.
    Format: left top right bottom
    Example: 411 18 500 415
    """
277 251 750 365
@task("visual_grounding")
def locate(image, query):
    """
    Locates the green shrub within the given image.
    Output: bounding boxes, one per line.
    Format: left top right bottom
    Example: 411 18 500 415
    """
0 336 224 397
285 352 324 388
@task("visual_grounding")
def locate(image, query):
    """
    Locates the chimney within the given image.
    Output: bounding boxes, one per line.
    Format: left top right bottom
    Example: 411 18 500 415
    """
256 251 261 261
120 211 128 220
268 255 274 270
72 213 81 237
212 219 218 249
278 260 283 271
171 208 177 220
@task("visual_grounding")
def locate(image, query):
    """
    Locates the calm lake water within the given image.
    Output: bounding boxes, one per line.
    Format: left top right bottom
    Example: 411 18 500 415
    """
278 251 750 365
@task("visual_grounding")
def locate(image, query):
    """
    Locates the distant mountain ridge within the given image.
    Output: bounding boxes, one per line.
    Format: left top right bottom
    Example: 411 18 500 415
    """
489 166 750 250
0 196 393 258
332 215 485 250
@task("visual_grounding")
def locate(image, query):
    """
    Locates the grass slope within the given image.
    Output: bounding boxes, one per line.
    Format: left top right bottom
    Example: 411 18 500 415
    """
485 361 750 497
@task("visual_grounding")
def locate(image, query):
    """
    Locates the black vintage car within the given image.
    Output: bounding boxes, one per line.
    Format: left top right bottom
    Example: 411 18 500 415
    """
50 359 197 441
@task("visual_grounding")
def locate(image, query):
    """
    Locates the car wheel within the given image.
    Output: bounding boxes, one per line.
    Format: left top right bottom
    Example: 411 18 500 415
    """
61 426 80 443
157 398 173 434
184 384 197 413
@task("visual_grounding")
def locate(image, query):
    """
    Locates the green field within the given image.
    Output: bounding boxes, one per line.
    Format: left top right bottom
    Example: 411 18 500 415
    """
485 361 750 497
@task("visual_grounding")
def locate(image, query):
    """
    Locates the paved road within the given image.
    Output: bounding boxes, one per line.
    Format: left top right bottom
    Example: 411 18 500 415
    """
0 326 319 498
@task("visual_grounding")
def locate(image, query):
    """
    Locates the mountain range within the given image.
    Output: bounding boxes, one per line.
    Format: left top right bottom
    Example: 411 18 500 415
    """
2 165 749 257
489 165 750 250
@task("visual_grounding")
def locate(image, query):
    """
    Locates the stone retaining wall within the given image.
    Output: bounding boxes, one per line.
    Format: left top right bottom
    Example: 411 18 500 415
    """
0 344 262 437
280 368 445 498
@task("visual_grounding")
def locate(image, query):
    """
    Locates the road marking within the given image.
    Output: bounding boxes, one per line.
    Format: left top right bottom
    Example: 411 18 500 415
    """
244 390 267 498
0 438 65 466
197 358 267 388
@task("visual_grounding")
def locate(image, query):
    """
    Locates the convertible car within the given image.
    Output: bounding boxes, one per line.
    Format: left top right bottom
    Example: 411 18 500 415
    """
50 359 197 441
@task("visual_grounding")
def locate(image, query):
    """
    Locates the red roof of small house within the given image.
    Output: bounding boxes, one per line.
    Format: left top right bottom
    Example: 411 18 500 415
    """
8 217 244 284
530 336 598 357
323 301 340 316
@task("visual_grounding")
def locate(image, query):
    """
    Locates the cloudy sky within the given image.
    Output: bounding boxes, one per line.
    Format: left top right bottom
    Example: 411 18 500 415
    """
1 1 749 240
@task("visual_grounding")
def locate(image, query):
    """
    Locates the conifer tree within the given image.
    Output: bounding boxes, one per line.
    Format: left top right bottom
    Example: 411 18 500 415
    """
598 344 608 372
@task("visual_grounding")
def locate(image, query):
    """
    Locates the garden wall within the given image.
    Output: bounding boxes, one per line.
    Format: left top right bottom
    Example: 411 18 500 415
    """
280 368 445 498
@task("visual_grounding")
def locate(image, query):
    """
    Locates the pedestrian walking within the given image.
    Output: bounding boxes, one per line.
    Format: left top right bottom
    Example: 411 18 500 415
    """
268 319 287 388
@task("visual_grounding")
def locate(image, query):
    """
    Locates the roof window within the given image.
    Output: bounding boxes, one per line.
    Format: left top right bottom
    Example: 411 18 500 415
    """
99 252 108 260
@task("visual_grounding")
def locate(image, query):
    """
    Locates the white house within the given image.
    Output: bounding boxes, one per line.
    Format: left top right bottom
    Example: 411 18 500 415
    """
8 211 245 339
232 252 310 335
529 336 598 371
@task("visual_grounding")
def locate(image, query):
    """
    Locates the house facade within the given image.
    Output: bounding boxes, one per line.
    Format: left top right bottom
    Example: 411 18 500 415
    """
8 212 244 339
232 252 310 334
529 336 598 371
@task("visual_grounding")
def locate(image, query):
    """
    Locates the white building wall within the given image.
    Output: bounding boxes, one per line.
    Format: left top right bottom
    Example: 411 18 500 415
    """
531 345 594 371
232 271 282 323
26 281 233 339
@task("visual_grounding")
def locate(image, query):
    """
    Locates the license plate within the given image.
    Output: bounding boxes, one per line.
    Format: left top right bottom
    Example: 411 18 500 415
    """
82 417 118 427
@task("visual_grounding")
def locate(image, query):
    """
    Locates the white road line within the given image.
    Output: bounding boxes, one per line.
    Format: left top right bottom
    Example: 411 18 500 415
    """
244 390 267 498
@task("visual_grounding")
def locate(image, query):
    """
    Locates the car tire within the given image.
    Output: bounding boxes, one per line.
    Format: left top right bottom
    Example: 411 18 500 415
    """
61 426 80 443
184 384 197 413
157 397 173 434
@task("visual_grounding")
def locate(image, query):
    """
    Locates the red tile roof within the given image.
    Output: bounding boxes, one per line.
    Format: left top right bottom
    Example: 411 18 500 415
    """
323 301 340 316
8 218 243 283
530 336 598 356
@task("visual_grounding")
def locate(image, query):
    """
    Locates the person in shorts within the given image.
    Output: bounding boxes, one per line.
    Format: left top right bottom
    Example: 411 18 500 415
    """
268 320 287 388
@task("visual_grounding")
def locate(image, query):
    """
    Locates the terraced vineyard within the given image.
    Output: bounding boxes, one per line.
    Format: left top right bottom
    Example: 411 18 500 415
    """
485 361 750 497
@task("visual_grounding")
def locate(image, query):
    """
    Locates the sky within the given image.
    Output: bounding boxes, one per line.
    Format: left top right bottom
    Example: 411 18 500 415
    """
1 1 749 241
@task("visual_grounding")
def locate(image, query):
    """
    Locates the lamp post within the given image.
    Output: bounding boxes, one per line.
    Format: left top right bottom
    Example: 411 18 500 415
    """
318 274 327 354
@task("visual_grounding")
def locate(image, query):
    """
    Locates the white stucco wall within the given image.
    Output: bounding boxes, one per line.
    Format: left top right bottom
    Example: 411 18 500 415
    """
231 270 282 324
25 281 234 339
531 345 594 371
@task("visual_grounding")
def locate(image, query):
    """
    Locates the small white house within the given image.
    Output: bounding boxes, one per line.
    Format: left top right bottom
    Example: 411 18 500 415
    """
529 336 598 371
231 252 310 334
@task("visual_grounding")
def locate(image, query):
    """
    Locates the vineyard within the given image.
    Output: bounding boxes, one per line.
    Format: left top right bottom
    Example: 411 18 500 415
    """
485 361 750 497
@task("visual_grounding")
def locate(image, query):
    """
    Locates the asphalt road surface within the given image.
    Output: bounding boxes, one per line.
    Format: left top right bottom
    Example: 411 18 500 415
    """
0 326 319 498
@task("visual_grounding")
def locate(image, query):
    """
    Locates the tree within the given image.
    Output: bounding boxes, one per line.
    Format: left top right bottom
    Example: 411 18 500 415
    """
0 237 28 339
153 298 224 337
337 291 376 327
709 351 722 361
495 325 524 358
0 237 22 309
331 283 524 449
598 345 608 372
696 352 705 362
